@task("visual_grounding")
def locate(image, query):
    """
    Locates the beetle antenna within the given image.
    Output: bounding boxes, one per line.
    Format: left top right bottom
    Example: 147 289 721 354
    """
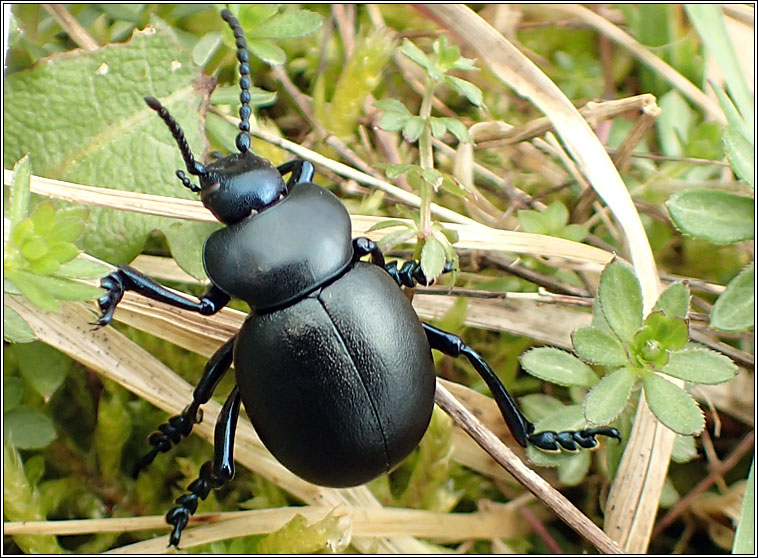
144 96 207 187
221 9 252 154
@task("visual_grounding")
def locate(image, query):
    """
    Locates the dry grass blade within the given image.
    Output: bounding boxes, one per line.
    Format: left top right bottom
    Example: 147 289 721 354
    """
415 5 672 553
5 503 534 551
5 170 616 268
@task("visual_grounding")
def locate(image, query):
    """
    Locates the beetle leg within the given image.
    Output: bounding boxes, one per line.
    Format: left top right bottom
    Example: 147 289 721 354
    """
96 265 230 327
277 159 315 187
421 322 620 451
165 386 241 548
133 337 236 477
351 237 454 287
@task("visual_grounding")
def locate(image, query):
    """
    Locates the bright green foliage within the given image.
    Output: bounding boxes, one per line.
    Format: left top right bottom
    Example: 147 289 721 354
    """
572 326 629 368
94 385 132 484
641 372 704 435
235 5 323 66
520 347 598 388
711 263 754 332
252 511 348 554
4 156 105 321
598 261 643 343
666 189 754 244
584 367 636 424
653 281 691 318
373 34 482 281
324 30 396 138
518 201 588 242
395 407 457 512
521 260 738 444
3 442 64 553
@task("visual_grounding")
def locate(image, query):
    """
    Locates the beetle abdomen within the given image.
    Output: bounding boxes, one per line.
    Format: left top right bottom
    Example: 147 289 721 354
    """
234 262 436 487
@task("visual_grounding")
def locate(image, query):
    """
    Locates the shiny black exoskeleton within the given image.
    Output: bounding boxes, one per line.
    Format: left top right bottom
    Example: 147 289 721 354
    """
96 9 620 548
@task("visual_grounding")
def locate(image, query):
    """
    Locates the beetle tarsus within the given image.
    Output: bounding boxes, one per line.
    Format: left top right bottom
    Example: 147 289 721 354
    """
527 427 622 452
164 388 240 547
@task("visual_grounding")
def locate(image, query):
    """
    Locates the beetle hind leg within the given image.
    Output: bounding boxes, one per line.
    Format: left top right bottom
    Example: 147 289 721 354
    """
133 337 235 477
166 386 242 548
422 322 620 451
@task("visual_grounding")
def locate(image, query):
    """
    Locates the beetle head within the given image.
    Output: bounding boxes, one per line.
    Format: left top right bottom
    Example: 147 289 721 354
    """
199 151 286 224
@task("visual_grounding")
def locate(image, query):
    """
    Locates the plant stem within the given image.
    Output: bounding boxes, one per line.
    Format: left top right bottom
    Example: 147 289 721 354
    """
417 79 436 239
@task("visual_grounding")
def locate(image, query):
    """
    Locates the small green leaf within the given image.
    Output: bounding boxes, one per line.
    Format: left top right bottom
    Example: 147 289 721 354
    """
7 271 60 312
4 407 57 450
518 209 546 234
250 9 322 40
428 117 447 139
4 377 25 412
559 223 588 242
666 189 754 244
654 281 691 318
247 38 286 65
571 326 628 368
55 258 110 279
374 98 411 115
711 264 754 331
440 118 471 143
379 111 412 133
642 372 705 435
585 367 637 424
23 274 103 302
400 39 430 71
520 347 599 388
657 90 693 157
723 125 755 189
367 219 414 232
598 260 643 343
49 217 86 244
632 312 689 367
671 433 698 463
3 306 36 343
10 154 32 226
47 241 79 264
542 202 569 232
420 236 446 281
30 201 56 237
20 237 49 261
402 116 425 142
662 347 737 384
15 341 71 401
444 75 483 106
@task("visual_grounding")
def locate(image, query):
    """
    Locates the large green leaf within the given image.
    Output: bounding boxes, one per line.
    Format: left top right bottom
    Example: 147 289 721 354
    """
666 189 754 244
4 19 211 274
711 264 754 331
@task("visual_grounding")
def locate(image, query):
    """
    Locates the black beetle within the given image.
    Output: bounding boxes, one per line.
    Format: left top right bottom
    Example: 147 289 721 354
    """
96 9 620 548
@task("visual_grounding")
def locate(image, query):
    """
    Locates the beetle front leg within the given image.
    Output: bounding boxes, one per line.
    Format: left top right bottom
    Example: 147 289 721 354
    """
422 322 620 451
96 265 230 327
166 386 241 548
352 237 454 287
133 337 236 477
277 159 315 187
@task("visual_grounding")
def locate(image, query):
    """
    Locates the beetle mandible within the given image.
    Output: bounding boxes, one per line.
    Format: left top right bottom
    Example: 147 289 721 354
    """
96 8 620 548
